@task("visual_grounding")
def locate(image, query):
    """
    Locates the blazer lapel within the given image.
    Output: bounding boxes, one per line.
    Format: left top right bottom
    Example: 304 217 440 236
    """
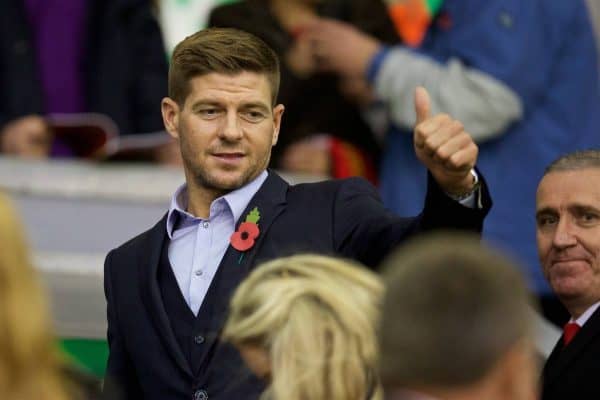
138 214 193 378
543 306 600 386
210 170 289 327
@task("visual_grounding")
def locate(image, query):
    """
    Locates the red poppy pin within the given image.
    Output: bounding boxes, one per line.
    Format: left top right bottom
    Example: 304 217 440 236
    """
230 207 261 263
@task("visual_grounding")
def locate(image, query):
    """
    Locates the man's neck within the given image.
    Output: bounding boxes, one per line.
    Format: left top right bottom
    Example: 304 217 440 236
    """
568 306 587 320
185 183 227 219
566 300 600 323
181 170 268 219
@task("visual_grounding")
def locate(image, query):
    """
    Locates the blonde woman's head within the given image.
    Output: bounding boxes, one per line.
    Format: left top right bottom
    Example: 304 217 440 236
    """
0 192 69 400
223 254 384 400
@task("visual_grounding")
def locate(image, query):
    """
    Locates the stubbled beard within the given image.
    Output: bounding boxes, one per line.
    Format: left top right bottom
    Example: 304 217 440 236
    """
185 152 272 194
193 166 250 193
179 130 273 194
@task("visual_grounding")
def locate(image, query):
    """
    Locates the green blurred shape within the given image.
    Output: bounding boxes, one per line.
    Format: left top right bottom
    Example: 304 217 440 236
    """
60 338 109 378
426 0 444 15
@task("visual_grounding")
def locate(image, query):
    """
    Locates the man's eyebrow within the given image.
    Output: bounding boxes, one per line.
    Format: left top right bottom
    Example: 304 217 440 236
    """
535 207 556 218
535 204 600 219
570 204 600 214
189 100 221 112
188 100 271 113
239 102 271 112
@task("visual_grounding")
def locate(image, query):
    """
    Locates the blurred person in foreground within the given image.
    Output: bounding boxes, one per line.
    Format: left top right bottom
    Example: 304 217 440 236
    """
223 254 383 400
379 234 538 400
536 150 600 399
304 0 600 322
104 27 491 400
0 192 87 399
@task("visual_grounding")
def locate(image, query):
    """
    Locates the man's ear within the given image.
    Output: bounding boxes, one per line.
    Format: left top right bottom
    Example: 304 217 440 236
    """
162 97 181 139
271 104 285 146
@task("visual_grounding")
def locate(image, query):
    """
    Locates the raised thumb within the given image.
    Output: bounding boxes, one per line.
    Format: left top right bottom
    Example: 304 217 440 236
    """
414 86 431 124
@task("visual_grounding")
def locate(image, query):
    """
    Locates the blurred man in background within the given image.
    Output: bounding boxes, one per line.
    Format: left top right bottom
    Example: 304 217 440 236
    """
380 234 538 400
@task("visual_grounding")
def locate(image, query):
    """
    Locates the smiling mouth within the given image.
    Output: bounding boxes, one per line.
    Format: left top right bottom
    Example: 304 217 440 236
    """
212 153 245 165
213 153 244 159
550 259 589 268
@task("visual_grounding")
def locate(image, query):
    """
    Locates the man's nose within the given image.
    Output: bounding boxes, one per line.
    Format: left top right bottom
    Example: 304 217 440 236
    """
218 113 243 141
552 218 577 248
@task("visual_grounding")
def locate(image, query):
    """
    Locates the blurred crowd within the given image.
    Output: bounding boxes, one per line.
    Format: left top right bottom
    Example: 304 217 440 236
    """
2 0 600 305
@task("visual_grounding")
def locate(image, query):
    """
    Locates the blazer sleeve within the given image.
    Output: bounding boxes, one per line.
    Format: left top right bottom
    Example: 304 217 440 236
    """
104 249 144 399
333 171 491 267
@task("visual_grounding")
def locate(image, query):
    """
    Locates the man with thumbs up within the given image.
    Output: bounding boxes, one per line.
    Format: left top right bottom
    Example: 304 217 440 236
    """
104 28 491 400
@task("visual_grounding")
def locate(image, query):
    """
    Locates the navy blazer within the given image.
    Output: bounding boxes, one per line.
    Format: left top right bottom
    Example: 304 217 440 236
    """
104 171 491 399
542 305 600 400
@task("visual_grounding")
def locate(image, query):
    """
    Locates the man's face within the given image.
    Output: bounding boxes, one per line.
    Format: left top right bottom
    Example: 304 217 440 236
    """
162 72 284 195
536 169 600 313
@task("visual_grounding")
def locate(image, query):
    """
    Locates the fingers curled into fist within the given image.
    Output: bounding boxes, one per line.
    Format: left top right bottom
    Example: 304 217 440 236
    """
413 87 479 195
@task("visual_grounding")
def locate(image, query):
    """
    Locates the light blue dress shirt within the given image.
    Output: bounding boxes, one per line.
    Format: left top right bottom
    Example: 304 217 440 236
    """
166 170 268 316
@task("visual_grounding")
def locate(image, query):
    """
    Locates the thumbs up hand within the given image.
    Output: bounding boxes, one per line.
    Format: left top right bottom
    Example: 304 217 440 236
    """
413 87 478 196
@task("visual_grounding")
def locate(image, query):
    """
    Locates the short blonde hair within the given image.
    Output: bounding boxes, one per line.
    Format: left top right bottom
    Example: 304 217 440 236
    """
223 254 384 400
0 193 70 400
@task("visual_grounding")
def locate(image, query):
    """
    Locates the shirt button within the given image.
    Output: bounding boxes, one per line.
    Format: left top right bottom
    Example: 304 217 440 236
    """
202 222 209 229
194 335 205 344
194 389 208 400
195 270 203 277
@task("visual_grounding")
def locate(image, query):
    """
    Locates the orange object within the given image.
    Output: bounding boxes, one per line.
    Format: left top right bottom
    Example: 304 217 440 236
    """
388 0 431 47
330 138 377 184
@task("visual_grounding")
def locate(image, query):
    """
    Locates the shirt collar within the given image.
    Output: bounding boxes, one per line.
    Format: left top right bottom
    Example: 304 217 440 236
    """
166 170 268 238
573 301 600 327
223 170 269 224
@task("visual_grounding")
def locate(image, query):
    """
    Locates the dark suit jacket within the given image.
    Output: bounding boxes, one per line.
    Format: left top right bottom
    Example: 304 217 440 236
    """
542 305 600 400
0 0 167 135
104 171 491 400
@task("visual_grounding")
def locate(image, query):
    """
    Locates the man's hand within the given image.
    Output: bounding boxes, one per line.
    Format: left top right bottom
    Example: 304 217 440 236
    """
285 33 318 78
303 18 382 78
413 87 478 195
0 115 52 158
